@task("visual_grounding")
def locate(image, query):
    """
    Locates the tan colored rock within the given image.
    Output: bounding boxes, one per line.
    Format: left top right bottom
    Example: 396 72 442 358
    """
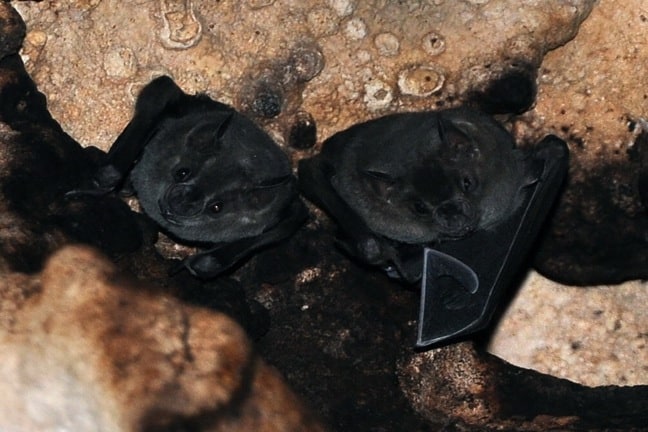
0 246 326 432
10 0 645 399
14 0 595 150
398 341 648 431
513 0 648 170
489 0 648 387
489 273 648 387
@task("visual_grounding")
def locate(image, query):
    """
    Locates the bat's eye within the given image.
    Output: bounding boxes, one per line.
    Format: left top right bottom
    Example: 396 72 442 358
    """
412 199 431 215
209 202 223 214
461 174 477 192
174 168 192 182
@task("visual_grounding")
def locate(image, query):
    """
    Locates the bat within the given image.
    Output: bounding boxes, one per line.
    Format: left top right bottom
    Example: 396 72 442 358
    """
298 108 568 346
68 76 307 278
417 136 568 346
299 108 538 280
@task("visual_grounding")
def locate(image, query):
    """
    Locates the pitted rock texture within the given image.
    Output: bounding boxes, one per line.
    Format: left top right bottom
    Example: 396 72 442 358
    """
490 273 648 387
14 0 595 152
399 342 648 431
13 0 647 389
0 246 326 432
7 0 648 424
489 0 648 385
515 0 648 286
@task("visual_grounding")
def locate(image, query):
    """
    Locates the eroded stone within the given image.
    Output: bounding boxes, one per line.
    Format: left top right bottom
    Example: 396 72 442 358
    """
421 31 446 56
363 79 393 110
307 6 339 38
397 64 445 97
0 246 326 432
246 0 276 9
326 0 355 17
159 0 202 49
103 46 138 80
13 0 597 151
344 17 367 40
288 42 325 83
374 32 400 57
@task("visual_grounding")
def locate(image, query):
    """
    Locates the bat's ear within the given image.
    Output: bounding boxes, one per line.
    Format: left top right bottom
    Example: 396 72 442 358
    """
103 76 186 178
185 111 235 154
362 169 396 198
120 76 186 148
216 112 234 140
70 77 192 196
66 76 188 196
437 115 479 161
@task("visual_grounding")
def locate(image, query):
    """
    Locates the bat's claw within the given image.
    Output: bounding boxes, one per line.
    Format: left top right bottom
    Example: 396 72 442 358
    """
336 235 387 266
64 185 113 199
65 165 123 199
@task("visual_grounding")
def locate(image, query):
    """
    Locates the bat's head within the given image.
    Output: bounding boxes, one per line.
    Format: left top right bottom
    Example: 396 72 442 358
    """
333 109 534 243
131 110 295 243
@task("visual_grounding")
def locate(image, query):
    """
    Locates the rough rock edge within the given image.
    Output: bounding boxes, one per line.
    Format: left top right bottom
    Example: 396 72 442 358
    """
399 342 648 431
0 246 327 432
1 1 644 430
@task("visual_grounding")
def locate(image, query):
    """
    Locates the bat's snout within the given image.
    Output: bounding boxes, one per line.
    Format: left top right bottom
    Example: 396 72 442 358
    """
162 184 206 219
433 199 477 237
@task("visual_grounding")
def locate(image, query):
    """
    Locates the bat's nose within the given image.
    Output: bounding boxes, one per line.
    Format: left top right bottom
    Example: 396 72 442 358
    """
433 199 476 236
165 184 205 217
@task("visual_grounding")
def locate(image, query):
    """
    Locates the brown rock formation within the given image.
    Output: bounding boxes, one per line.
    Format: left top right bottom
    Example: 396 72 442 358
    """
0 246 326 432
1 1 646 431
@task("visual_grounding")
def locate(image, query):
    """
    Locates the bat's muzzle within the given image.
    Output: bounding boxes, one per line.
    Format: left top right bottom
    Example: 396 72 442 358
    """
433 199 476 237
162 184 205 218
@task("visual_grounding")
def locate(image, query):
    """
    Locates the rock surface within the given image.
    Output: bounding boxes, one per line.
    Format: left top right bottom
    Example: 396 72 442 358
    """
399 341 648 431
490 273 647 387
0 246 326 432
14 0 595 151
489 0 648 386
2 0 647 431
12 0 646 389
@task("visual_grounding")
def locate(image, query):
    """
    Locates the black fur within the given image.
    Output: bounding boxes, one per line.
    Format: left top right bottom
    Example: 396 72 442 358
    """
0 54 143 273
70 76 306 278
299 108 544 281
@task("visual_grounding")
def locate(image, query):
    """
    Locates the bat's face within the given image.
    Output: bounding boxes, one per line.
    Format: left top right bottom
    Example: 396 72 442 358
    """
131 111 294 243
331 109 530 244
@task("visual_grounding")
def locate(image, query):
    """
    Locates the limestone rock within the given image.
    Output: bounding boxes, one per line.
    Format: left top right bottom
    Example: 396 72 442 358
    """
519 0 648 285
3 1 648 430
399 342 648 431
489 273 648 387
490 0 648 386
0 246 326 432
14 0 595 151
